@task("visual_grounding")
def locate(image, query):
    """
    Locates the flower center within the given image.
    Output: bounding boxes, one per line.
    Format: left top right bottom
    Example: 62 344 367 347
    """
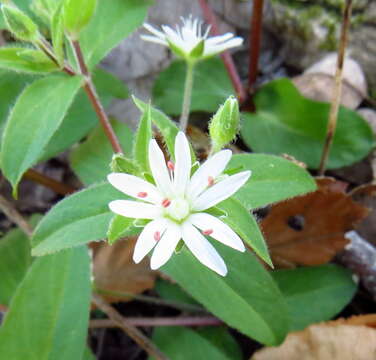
164 198 190 222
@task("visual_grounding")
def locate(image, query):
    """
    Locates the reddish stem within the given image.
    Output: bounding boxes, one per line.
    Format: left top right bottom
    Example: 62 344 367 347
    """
90 316 223 328
198 0 246 104
248 0 264 94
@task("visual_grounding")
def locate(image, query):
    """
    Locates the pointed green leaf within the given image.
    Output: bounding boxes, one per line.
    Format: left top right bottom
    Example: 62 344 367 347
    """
0 74 82 191
107 215 134 244
151 326 242 360
79 0 151 68
133 102 152 173
162 243 289 345
272 264 357 331
0 247 91 360
228 153 316 209
32 183 126 255
241 78 375 169
70 120 133 186
63 0 97 37
218 197 272 267
51 4 65 66
0 47 58 73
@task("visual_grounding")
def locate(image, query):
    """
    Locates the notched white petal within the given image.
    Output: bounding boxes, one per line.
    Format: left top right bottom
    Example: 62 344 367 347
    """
109 200 162 219
189 213 245 252
174 132 191 196
192 170 251 211
182 222 227 276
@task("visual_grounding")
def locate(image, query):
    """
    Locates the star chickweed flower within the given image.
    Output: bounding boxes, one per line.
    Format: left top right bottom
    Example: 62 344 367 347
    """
107 132 251 276
141 16 243 62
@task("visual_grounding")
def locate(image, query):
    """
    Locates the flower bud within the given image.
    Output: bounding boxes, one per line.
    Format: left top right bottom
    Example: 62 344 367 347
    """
209 96 240 153
1 5 39 42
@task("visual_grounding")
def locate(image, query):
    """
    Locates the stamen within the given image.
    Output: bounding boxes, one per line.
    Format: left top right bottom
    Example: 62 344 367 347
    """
203 229 213 236
167 161 175 171
161 198 171 208
208 176 215 187
154 231 161 241
137 192 148 198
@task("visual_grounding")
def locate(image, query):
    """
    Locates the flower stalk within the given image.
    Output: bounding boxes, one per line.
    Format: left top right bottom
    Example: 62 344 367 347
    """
180 61 195 131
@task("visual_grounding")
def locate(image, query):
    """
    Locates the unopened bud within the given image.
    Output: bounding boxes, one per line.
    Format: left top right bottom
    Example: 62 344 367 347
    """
1 5 39 42
209 96 239 153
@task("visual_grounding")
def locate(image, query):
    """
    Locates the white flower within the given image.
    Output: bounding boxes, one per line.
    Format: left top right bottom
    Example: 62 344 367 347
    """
141 16 243 62
107 132 251 276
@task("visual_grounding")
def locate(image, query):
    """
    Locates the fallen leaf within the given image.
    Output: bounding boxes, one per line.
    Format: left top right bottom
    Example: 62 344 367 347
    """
92 237 157 303
252 315 376 360
260 178 368 268
351 184 376 245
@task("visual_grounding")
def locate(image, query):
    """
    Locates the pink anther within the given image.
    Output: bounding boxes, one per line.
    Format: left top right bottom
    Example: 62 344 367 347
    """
208 176 215 187
161 198 171 208
167 161 175 171
154 231 161 241
203 229 213 236
137 192 148 198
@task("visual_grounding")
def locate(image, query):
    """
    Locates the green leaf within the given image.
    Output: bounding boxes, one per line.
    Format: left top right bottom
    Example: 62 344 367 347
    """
218 197 272 267
70 120 133 186
151 326 242 360
79 0 151 68
0 70 32 135
241 78 375 169
228 153 316 209
133 102 152 173
1 75 82 192
51 3 65 66
82 347 96 360
0 47 58 73
133 96 179 158
0 226 32 306
0 247 91 360
272 264 357 331
162 243 289 346
40 68 124 161
63 0 97 36
32 182 125 255
106 215 134 244
92 67 128 99
153 58 234 115
155 279 199 307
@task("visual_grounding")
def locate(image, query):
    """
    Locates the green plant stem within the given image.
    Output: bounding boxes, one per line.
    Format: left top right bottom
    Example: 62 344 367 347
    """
179 62 195 132
318 0 353 175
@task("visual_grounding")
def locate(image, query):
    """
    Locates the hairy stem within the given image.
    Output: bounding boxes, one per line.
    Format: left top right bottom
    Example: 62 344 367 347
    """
92 294 168 360
90 316 223 329
0 196 33 237
71 40 124 154
179 62 195 132
318 0 352 175
248 0 264 95
198 0 246 103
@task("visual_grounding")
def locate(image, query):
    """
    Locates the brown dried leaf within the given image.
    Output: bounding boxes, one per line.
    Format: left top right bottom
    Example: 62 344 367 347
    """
92 237 157 303
252 315 376 360
260 178 368 268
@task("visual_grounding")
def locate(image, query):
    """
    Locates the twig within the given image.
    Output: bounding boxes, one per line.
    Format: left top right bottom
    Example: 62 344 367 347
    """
0 196 33 237
96 288 206 313
92 293 168 360
338 231 376 300
24 169 76 195
71 40 124 154
248 0 264 95
90 316 223 329
318 0 353 175
198 0 246 104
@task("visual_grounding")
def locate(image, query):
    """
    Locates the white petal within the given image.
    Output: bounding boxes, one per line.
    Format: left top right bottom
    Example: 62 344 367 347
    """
192 171 251 211
182 222 227 276
150 222 182 270
173 132 191 196
189 213 245 252
205 37 243 57
109 200 162 219
107 173 162 204
133 218 168 263
205 33 234 45
140 35 168 46
148 139 173 198
143 23 166 39
187 150 232 200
